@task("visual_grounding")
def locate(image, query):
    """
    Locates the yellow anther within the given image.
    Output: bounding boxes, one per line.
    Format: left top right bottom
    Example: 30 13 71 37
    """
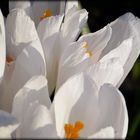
64 121 84 139
65 124 74 134
69 133 79 139
6 56 14 64
83 42 89 49
40 9 52 20
83 42 93 57
86 51 93 57
74 121 84 131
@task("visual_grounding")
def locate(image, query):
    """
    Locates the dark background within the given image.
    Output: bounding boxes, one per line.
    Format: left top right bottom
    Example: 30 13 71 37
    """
0 0 140 139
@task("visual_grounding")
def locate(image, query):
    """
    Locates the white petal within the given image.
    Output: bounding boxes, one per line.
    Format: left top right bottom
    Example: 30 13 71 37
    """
12 76 51 137
119 14 140 86
9 1 32 17
6 8 35 57
68 75 99 137
101 13 135 55
88 127 115 139
6 8 45 61
65 1 78 14
12 75 51 120
97 84 128 138
15 101 57 138
57 25 112 89
42 35 60 95
37 14 63 41
54 73 85 137
32 1 61 26
101 12 140 87
56 42 90 90
63 5 78 22
37 15 63 94
100 38 132 87
0 110 19 138
78 25 112 63
0 10 6 82
88 58 124 89
61 6 88 48
101 38 132 66
9 1 31 10
0 61 15 111
1 45 46 112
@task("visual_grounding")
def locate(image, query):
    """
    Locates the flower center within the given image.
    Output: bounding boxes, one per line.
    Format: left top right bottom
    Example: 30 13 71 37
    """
40 9 52 20
64 121 84 139
83 42 93 57
6 56 14 66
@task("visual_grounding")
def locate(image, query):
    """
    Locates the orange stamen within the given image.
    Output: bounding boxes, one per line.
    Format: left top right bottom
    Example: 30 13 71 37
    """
40 9 52 20
64 121 84 139
6 56 14 64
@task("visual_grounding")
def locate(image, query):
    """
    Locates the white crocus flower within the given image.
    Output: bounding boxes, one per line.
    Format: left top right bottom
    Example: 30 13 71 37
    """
56 12 140 91
11 1 140 96
11 73 128 139
0 9 46 112
37 5 88 94
8 2 140 96
9 1 87 95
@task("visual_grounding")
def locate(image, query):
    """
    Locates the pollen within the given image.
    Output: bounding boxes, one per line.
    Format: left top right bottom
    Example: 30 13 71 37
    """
83 42 93 57
6 56 14 64
83 42 89 49
86 51 93 57
64 120 84 139
40 9 52 20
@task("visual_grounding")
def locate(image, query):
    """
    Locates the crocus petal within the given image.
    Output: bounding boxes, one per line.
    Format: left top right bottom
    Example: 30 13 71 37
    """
65 0 78 14
32 1 61 26
0 110 19 138
54 73 85 137
100 38 132 87
9 1 32 17
87 58 124 89
37 15 63 94
88 127 115 139
0 44 46 112
61 6 88 49
0 61 15 110
0 10 6 82
97 84 128 138
56 25 112 89
9 1 31 10
15 101 57 138
56 42 90 90
68 84 127 138
6 8 45 61
68 75 99 137
100 38 132 66
12 75 51 117
11 76 52 137
78 25 112 63
37 14 63 41
101 12 140 87
1 9 46 111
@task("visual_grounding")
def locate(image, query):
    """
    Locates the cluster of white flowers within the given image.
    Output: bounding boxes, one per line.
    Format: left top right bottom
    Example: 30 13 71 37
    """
0 0 140 139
